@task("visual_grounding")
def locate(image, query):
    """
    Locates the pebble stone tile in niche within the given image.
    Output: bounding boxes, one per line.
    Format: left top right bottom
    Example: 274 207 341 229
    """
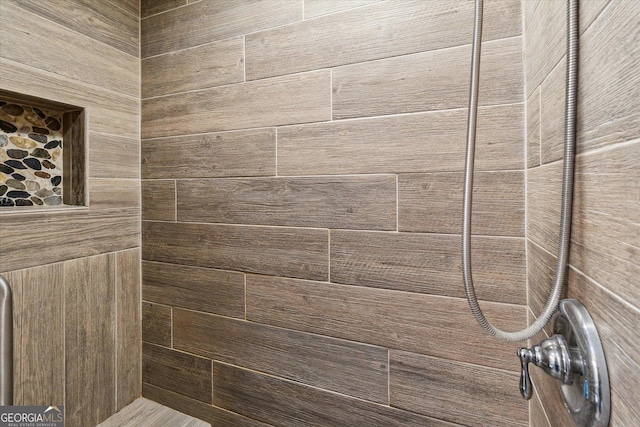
0 99 64 207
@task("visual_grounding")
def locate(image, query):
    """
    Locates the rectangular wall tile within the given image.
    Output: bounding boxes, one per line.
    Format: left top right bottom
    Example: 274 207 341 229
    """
173 309 388 403
142 342 212 403
0 59 139 139
20 264 65 406
143 221 328 281
0 3 138 97
142 383 274 427
246 275 525 371
390 351 527 427
116 249 142 411
142 0 187 18
0 208 140 272
142 180 176 221
527 161 563 254
142 129 275 179
330 230 526 305
277 104 523 176
1 271 23 404
577 1 640 152
142 260 245 318
570 142 640 307
142 70 331 138
567 269 640 427
142 302 172 347
246 0 520 80
90 178 140 209
398 171 524 236
65 254 116 426
9 0 139 56
540 57 566 164
524 0 565 97
212 362 455 427
332 36 522 119
177 175 396 230
530 390 552 427
304 0 381 19
142 0 302 57
527 87 541 168
526 241 561 319
110 0 139 17
142 37 244 98
89 132 140 179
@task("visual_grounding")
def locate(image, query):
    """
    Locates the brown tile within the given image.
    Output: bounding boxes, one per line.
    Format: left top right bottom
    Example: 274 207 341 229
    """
212 362 456 427
0 208 140 272
330 230 526 305
1 3 138 97
97 397 211 427
523 0 565 97
570 142 640 307
527 87 541 168
567 269 640 426
142 301 172 347
142 260 245 318
142 342 212 403
530 389 552 427
246 0 520 80
0 60 139 139
90 178 140 209
141 0 187 18
142 71 330 138
526 240 565 319
527 161 562 254
332 37 522 119
142 383 275 427
177 175 396 230
246 275 525 370
142 129 275 179
20 264 65 406
116 249 141 410
110 0 139 17
89 132 140 179
65 254 117 426
540 57 566 164
142 221 328 281
304 0 381 19
277 104 523 176
390 351 527 427
577 0 640 153
9 0 139 57
1 270 23 404
142 180 176 221
142 0 302 58
398 171 524 236
142 37 244 98
173 309 388 403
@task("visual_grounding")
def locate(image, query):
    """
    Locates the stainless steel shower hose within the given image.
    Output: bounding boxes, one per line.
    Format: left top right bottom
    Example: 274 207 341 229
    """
462 0 578 342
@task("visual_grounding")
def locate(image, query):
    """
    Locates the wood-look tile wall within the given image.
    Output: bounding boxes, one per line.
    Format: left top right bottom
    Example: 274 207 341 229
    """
141 1 528 426
0 1 141 426
524 1 640 426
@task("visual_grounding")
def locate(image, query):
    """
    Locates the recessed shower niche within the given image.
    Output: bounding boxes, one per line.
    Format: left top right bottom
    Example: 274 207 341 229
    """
0 90 86 208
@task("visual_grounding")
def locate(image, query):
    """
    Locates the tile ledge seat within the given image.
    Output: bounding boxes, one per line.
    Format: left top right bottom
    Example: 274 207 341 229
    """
97 398 210 427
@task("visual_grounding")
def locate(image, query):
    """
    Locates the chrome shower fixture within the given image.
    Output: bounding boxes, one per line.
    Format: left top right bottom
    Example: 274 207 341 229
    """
518 300 610 427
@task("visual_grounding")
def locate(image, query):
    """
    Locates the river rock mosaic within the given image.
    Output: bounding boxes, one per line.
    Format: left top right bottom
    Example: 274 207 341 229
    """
0 100 64 207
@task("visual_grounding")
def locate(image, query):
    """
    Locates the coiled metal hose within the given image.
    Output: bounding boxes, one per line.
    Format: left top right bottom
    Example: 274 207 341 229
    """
462 0 578 342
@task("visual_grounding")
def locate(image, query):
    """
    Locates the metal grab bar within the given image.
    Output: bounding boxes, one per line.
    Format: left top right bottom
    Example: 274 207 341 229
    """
0 274 13 406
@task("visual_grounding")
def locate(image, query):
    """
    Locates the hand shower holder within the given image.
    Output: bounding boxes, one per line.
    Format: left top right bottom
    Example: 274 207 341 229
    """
518 299 610 427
